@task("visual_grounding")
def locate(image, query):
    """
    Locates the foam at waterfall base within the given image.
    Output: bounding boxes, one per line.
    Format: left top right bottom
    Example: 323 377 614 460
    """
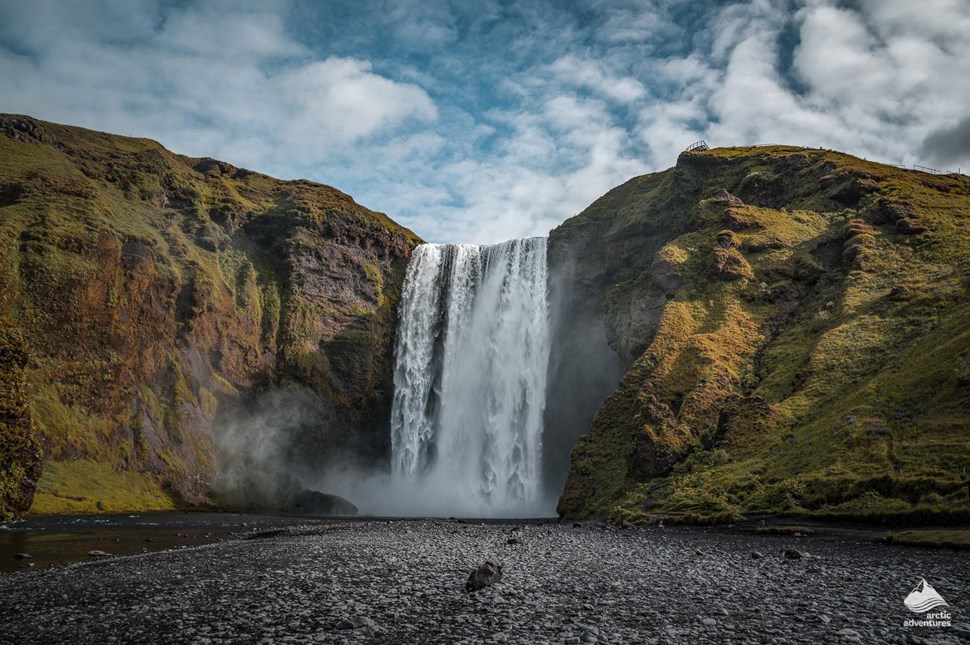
314 466 560 518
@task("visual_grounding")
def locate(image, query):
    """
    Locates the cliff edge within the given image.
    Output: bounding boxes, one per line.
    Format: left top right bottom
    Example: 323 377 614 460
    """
553 145 970 523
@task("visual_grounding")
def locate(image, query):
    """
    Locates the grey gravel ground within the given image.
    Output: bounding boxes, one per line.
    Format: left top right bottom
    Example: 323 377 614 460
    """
1 520 968 644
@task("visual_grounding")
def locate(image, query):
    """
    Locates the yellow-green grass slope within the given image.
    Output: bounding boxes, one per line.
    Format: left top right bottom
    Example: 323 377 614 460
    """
0 115 421 516
556 145 970 524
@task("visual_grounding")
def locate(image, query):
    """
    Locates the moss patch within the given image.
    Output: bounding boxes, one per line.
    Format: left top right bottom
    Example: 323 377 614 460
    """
886 530 970 550
30 459 176 514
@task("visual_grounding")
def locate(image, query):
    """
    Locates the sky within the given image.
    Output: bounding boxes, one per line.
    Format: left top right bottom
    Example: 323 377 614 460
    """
1 0 968 244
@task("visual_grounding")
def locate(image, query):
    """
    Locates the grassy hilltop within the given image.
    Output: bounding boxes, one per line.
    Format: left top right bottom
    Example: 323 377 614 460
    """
554 145 970 524
0 115 420 518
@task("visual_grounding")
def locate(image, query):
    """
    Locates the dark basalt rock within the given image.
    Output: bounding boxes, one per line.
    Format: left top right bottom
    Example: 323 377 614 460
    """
465 561 503 593
291 489 358 516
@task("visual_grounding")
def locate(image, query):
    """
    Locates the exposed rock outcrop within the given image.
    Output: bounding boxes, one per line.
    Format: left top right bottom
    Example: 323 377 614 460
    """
0 115 421 513
553 145 970 523
0 319 42 519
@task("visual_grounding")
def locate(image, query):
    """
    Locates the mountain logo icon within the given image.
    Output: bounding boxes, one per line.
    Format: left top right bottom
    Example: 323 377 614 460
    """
904 579 949 613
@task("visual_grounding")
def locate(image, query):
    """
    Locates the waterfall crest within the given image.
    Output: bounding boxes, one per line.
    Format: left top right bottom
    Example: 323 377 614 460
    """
390 237 551 516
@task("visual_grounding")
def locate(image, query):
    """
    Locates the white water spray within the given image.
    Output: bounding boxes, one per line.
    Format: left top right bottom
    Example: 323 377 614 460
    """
389 237 552 516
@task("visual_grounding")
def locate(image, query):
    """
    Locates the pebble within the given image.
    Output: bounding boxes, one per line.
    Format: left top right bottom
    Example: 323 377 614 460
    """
0 521 967 645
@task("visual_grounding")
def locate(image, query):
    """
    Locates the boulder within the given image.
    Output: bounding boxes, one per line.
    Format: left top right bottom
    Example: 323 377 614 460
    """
465 561 503 593
291 489 358 516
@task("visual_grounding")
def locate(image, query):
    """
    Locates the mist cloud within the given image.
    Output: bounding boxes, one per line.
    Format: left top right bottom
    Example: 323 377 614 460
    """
213 385 321 510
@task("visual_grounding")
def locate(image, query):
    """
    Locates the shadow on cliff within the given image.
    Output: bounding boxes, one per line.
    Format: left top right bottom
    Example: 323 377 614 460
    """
543 243 625 502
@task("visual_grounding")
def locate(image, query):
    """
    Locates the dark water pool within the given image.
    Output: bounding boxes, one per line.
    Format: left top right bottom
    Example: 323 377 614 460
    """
0 512 326 573
0 513 557 573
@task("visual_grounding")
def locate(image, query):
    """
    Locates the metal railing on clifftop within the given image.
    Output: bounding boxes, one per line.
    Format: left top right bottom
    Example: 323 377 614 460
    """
683 140 710 153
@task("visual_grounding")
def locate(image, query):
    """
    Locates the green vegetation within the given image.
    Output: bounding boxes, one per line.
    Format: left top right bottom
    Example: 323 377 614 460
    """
557 145 970 525
886 529 970 550
0 114 421 513
30 459 175 514
0 319 41 519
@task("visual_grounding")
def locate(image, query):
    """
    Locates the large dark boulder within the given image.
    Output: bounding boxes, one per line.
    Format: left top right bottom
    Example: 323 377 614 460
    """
465 561 503 593
292 489 358 516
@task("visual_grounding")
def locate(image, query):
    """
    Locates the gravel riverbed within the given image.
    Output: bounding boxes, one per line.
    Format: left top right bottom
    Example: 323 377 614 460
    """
1 520 967 644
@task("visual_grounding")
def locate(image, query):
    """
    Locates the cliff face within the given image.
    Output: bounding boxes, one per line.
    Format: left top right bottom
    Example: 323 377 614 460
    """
553 146 970 523
0 320 42 519
0 115 420 516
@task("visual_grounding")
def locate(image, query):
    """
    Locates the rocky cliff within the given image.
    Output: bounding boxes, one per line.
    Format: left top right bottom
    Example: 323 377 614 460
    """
0 115 420 517
553 145 970 523
0 320 42 519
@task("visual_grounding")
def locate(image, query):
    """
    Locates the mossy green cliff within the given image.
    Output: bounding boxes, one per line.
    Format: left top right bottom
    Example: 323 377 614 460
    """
555 145 970 523
0 115 420 517
0 318 42 519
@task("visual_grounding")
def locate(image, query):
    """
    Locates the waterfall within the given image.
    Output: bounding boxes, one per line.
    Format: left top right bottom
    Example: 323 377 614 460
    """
390 237 551 516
